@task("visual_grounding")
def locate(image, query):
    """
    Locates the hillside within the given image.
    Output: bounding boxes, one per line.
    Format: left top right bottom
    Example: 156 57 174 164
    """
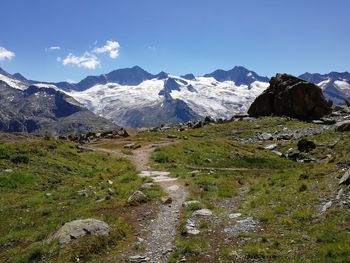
1 111 350 262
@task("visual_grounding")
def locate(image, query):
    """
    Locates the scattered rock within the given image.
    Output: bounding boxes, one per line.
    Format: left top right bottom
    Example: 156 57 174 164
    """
248 74 332 120
337 188 344 200
339 169 350 185
257 133 273 141
185 219 200 235
224 217 258 235
297 138 316 152
107 179 113 185
50 219 110 245
264 144 277 150
229 213 242 219
192 209 212 217
336 120 350 132
320 201 332 215
160 196 172 204
129 255 151 262
127 191 147 204
4 169 13 173
167 134 178 139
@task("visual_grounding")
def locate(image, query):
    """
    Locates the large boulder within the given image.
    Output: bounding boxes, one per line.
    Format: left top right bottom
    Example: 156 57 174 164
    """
50 219 110 245
248 74 332 120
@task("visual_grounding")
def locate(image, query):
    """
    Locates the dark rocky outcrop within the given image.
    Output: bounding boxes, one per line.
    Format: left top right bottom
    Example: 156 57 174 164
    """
0 81 117 135
248 74 332 120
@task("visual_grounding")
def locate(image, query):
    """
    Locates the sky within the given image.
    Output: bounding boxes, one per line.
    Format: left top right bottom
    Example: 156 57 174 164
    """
0 0 349 82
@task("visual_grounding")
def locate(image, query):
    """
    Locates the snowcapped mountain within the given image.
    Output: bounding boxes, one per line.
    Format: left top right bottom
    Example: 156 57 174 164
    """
299 72 350 105
1 66 349 129
65 67 270 127
0 68 117 134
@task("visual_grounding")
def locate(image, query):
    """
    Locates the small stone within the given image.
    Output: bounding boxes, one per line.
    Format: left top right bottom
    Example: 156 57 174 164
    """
337 188 344 200
257 133 273 141
167 134 178 139
339 169 350 185
271 150 283 157
192 208 212 217
320 201 332 214
4 169 13 173
45 193 52 197
264 144 277 150
127 191 147 204
107 180 113 185
160 196 172 204
229 213 242 219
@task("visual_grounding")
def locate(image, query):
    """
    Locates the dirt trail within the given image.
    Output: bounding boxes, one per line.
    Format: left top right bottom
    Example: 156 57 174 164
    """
87 141 188 262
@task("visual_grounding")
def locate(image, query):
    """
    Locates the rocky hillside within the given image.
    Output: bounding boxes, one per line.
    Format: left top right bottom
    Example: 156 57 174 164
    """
0 81 117 135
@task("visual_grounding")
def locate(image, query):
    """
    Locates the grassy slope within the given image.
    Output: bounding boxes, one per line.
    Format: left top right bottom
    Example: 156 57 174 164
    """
137 117 350 262
0 136 161 262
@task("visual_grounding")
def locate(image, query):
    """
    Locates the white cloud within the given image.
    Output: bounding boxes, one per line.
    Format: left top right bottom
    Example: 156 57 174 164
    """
0 46 15 61
49 46 61 51
62 52 100 69
93 40 120 59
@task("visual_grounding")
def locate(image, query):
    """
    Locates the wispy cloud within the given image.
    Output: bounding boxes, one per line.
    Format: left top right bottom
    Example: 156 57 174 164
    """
93 40 120 59
148 46 156 52
48 46 61 51
62 52 100 69
0 46 15 61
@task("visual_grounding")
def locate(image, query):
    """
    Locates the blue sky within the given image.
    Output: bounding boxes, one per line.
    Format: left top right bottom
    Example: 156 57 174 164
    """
0 0 349 82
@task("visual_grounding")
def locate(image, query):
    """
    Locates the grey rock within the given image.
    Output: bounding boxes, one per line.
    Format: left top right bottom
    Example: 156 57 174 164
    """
339 169 350 185
127 191 147 204
229 213 242 219
192 208 212 217
257 133 273 141
264 144 277 150
336 120 350 132
320 201 332 214
50 219 110 245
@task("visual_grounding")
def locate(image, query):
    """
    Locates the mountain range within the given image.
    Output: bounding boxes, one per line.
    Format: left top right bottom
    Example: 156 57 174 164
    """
0 65 349 130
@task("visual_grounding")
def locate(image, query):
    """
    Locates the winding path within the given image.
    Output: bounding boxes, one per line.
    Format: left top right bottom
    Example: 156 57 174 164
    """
87 141 187 262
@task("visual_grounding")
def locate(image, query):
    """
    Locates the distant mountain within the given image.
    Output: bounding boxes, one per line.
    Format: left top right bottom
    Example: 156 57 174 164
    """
1 65 349 129
73 66 169 91
204 66 270 86
299 72 350 105
0 79 116 135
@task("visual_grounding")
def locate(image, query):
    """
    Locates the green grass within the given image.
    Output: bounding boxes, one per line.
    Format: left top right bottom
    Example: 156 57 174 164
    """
0 137 161 262
143 117 350 262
